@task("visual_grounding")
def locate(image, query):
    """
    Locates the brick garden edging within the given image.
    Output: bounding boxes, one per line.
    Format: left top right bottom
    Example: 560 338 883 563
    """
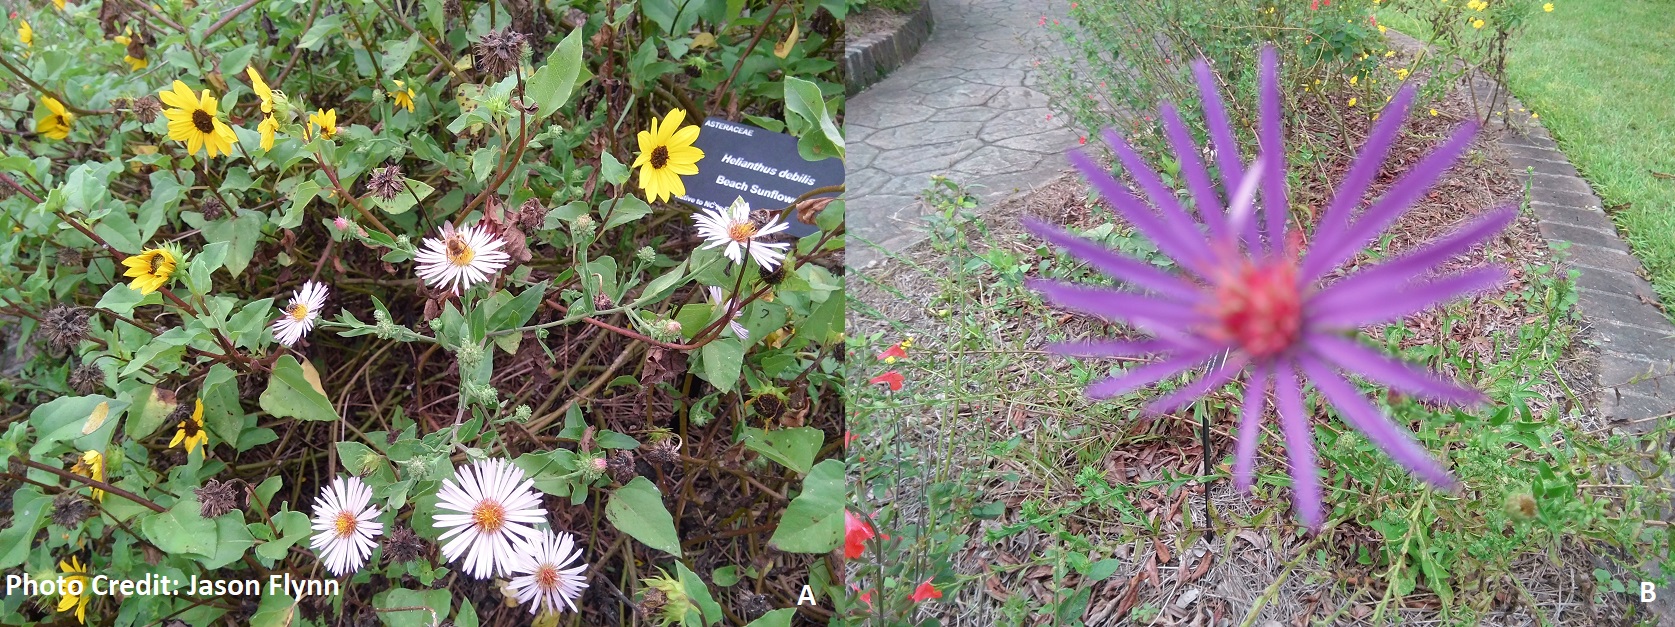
844 0 934 95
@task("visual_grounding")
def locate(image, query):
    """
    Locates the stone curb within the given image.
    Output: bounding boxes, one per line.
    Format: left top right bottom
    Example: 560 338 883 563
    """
844 0 934 96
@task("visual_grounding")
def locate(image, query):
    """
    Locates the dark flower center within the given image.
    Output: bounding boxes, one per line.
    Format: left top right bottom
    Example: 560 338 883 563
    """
650 146 670 169
191 109 215 133
182 417 200 437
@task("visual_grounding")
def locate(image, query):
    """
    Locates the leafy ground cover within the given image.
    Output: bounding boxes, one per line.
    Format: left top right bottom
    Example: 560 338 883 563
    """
0 0 849 625
844 42 1674 627
1379 0 1675 319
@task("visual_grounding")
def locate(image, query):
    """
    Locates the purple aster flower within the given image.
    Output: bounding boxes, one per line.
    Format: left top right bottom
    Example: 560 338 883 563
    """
1027 46 1514 530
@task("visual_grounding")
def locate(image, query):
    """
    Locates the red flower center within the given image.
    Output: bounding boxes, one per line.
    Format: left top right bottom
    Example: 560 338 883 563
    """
1206 237 1306 358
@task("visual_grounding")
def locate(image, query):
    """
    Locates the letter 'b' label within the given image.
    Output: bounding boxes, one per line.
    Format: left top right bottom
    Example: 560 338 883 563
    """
1642 581 1657 602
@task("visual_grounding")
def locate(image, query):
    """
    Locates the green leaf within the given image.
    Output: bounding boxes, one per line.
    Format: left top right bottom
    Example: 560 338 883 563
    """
697 338 744 392
744 609 797 627
28 394 125 456
249 593 299 627
712 565 740 587
769 459 844 553
793 290 842 345
606 477 682 557
277 181 321 230
741 427 822 474
676 562 725 626
486 281 546 332
600 151 629 186
600 195 653 233
783 76 844 161
141 497 219 558
127 386 181 440
200 364 247 447
527 28 587 119
200 513 256 568
380 34 422 75
255 511 313 561
0 489 48 569
367 177 435 215
374 588 451 627
258 355 340 421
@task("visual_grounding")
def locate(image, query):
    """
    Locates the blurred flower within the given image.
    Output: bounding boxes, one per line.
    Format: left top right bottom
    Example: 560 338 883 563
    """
844 510 876 559
1026 48 1506 529
170 399 208 454
57 556 90 623
1472 18 1485 28
18 20 31 47
257 115 278 151
878 343 908 363
121 247 177 294
70 450 104 502
910 579 942 603
1544 2 1554 11
434 458 545 579
1347 97 1357 107
633 108 704 203
246 68 275 115
160 81 237 157
54 0 67 9
694 198 791 271
391 79 416 113
869 371 903 392
705 286 749 340
415 222 511 294
309 108 338 139
508 529 589 615
36 96 73 140
273 281 327 347
309 475 383 576
115 27 148 71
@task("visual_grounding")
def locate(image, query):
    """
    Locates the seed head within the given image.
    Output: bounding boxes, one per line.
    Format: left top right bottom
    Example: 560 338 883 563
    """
69 363 104 394
42 305 90 349
50 493 95 528
132 95 161 123
607 452 637 483
382 526 427 564
194 479 240 519
367 165 405 201
645 439 680 465
56 248 84 269
737 592 772 620
474 29 527 79
200 197 226 220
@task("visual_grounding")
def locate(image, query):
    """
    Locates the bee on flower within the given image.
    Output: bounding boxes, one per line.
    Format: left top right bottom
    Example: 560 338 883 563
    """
120 245 182 295
273 281 328 347
414 222 512 294
693 198 792 272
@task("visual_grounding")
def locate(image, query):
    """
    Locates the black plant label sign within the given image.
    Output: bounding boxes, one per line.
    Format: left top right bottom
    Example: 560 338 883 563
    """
677 117 844 237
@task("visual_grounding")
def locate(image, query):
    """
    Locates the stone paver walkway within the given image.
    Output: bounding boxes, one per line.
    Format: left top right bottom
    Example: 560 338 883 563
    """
846 0 1076 268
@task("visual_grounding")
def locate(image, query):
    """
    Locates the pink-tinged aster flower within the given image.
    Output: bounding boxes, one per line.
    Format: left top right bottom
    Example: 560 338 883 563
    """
1027 47 1511 530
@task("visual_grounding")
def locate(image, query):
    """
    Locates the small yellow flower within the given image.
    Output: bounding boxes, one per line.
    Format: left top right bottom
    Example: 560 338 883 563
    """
1472 18 1485 28
1347 97 1358 107
247 67 275 114
36 97 74 140
1543 2 1553 11
123 55 148 71
18 19 32 47
1350 75 1359 85
1396 68 1411 80
54 0 67 9
309 108 338 139
1378 24 1387 33
257 115 278 151
159 80 238 158
392 80 416 113
1385 50 1396 57
1531 112 1539 119
1430 108 1439 116
57 556 90 623
120 247 176 294
169 398 209 454
71 450 105 502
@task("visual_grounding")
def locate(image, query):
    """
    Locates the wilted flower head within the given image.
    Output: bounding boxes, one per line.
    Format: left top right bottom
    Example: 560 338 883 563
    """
195 479 239 518
69 363 104 394
367 165 405 201
41 304 89 349
1027 47 1510 529
474 28 527 78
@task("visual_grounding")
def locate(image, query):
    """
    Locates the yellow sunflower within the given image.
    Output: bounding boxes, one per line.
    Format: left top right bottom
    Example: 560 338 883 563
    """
54 0 68 9
246 66 274 114
18 19 32 47
71 450 105 502
632 108 704 203
120 247 176 294
169 398 208 454
391 80 416 113
308 108 337 139
35 97 73 140
57 556 90 623
159 80 238 158
257 115 278 151
115 27 147 71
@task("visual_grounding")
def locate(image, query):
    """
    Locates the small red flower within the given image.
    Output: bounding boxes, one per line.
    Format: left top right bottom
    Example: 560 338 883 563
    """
845 510 877 559
870 371 904 392
859 589 874 608
878 343 908 363
1038 16 1046 25
1079 136 1087 145
844 430 858 446
910 579 942 603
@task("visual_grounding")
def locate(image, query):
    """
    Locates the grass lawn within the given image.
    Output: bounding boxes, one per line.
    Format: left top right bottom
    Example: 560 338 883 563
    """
1382 1 1675 317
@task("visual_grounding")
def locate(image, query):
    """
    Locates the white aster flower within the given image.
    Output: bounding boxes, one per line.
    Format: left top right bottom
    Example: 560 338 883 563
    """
693 197 791 271
309 475 384 576
433 458 546 579
414 222 512 294
273 280 328 346
706 286 749 340
508 528 589 615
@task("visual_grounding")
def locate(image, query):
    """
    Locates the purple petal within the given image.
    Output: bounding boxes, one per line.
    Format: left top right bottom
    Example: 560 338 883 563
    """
1068 149 1215 278
1100 129 1218 273
1159 103 1230 240
1257 46 1289 256
1233 365 1271 493
1028 279 1207 334
1305 333 1486 405
1300 123 1480 280
1298 357 1458 488
1309 267 1508 328
1144 351 1249 415
1311 206 1518 309
1306 85 1419 268
1085 346 1218 400
1273 360 1323 530
1023 216 1203 301
1193 59 1245 197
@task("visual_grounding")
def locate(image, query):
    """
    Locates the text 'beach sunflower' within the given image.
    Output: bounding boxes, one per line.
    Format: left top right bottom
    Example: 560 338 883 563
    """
309 475 384 576
1026 47 1511 530
694 198 792 271
273 281 328 347
159 80 238 158
633 108 704 203
434 458 546 579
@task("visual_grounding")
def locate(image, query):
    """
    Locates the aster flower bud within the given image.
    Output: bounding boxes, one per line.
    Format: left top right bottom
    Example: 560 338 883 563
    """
636 246 657 263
